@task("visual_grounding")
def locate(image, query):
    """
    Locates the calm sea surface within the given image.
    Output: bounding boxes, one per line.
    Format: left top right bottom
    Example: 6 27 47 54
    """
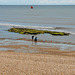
0 5 75 51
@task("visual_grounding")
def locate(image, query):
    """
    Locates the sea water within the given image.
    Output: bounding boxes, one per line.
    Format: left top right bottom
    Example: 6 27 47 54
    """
0 5 75 51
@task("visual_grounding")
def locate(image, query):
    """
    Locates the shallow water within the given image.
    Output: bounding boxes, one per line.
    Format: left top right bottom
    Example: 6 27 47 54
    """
0 39 75 52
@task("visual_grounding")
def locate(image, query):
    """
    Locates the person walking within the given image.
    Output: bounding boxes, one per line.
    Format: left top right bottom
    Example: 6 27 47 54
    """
35 37 37 42
32 35 34 41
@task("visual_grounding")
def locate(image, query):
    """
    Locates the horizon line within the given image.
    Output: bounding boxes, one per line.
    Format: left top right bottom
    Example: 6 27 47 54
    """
0 4 75 5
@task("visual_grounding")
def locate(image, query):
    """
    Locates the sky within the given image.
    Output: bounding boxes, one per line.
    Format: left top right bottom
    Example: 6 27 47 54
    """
0 0 75 5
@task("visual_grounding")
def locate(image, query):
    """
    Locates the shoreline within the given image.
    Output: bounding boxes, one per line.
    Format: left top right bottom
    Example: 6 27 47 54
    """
15 38 75 45
0 38 75 52
0 38 75 55
0 44 75 57
0 38 75 45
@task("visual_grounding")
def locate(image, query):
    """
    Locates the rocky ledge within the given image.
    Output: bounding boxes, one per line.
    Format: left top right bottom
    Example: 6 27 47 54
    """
8 28 70 36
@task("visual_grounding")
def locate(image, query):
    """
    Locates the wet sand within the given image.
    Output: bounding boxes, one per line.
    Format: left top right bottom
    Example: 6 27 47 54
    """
0 38 75 45
13 38 75 45
0 38 75 75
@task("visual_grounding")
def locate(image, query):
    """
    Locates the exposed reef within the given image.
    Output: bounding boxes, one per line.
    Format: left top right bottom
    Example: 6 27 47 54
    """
8 28 70 36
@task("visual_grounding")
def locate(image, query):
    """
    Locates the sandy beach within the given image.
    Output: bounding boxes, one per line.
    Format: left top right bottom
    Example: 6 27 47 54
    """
0 38 75 75
0 5 75 75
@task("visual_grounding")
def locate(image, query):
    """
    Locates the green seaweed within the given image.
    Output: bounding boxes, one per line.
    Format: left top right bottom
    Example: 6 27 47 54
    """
8 28 70 36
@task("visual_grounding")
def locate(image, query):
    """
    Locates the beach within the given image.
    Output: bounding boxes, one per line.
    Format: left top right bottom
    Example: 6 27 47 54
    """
0 38 75 75
0 48 75 75
0 5 75 75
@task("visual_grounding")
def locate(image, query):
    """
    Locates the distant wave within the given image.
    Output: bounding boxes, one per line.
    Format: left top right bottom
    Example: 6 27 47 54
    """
70 32 75 35
0 23 54 29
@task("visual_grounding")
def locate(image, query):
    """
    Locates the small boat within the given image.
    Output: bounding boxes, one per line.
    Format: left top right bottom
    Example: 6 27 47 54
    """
31 6 33 9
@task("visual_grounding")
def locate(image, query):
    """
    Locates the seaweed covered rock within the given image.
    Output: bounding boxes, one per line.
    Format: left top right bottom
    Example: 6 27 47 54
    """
8 28 70 36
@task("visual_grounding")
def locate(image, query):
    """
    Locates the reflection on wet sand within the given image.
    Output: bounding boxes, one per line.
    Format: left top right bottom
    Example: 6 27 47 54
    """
0 38 75 53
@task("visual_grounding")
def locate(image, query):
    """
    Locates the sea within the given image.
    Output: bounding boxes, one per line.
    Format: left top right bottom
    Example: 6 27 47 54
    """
0 5 75 51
